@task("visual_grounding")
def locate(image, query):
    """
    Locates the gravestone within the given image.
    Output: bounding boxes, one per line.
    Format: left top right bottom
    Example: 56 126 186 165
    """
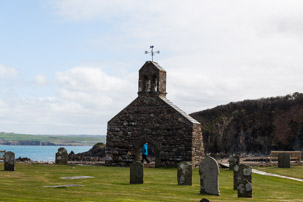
199 156 220 195
234 164 252 198
234 164 252 190
177 161 192 185
278 153 290 168
238 179 252 198
130 162 144 184
4 151 15 171
229 155 240 170
55 147 68 165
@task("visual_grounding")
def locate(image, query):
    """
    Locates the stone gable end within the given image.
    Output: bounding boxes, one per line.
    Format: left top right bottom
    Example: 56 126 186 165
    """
105 61 204 167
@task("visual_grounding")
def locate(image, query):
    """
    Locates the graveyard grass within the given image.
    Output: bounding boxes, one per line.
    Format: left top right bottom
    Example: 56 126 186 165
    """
0 163 302 202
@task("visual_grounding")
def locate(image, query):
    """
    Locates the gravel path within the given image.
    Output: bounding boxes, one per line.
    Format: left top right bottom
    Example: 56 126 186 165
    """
252 169 303 182
220 162 302 182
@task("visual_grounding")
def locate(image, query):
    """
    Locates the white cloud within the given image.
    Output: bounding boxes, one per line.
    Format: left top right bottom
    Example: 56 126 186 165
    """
0 66 137 135
2 1 303 134
35 74 48 85
0 64 18 78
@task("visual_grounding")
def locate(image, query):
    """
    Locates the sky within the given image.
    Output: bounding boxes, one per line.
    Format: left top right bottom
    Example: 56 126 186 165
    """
1 0 303 135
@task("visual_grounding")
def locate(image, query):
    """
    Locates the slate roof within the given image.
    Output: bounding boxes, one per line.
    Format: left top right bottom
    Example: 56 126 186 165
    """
160 96 200 124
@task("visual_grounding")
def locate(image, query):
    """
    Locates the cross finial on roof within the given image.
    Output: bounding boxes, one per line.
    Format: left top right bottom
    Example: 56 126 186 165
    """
145 45 160 62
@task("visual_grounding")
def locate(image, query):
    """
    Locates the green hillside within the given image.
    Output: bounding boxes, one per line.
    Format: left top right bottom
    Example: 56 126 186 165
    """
0 133 106 146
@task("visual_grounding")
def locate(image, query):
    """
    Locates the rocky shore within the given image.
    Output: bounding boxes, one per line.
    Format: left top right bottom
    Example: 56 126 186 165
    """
68 142 106 162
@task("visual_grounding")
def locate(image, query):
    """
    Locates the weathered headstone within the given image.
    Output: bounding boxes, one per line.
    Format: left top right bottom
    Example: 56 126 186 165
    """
130 161 144 184
229 155 240 170
234 164 252 198
55 147 68 165
4 151 15 171
278 153 290 168
199 156 220 195
238 179 252 198
177 161 192 185
234 164 252 190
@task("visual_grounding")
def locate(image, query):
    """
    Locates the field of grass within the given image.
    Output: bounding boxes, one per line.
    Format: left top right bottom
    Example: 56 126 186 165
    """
255 165 303 179
0 133 105 146
0 163 302 202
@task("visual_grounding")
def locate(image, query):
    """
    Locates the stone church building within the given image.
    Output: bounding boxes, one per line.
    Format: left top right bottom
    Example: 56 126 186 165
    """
105 61 204 167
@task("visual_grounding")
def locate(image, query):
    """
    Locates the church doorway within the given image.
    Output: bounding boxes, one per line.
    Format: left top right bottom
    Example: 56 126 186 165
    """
134 140 161 168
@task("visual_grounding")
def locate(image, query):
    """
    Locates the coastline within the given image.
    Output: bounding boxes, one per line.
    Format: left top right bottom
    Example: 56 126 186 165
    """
1 145 93 162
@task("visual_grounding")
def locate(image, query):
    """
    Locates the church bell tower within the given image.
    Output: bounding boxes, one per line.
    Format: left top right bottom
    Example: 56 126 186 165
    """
138 61 167 97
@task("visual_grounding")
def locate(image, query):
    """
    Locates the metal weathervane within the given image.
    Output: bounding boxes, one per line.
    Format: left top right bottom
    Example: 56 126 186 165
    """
145 46 160 62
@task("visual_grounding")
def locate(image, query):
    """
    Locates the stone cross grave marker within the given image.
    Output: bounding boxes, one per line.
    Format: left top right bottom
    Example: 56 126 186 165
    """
278 153 290 168
229 155 240 170
130 162 144 184
55 147 68 165
4 151 15 171
177 161 192 185
199 156 220 195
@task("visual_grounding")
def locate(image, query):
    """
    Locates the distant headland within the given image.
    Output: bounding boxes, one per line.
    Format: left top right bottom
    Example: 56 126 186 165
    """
0 132 105 146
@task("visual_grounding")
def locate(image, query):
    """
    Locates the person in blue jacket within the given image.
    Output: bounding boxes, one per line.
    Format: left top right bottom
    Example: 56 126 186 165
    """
141 143 150 163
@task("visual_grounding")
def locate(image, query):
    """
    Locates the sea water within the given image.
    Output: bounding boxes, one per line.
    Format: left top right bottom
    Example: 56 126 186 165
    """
0 145 92 161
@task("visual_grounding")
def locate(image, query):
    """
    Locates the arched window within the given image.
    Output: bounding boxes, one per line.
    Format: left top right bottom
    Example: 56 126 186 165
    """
151 75 157 92
143 76 148 92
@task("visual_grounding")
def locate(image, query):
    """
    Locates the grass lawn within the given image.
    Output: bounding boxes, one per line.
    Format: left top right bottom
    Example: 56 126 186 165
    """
255 165 303 179
0 163 302 202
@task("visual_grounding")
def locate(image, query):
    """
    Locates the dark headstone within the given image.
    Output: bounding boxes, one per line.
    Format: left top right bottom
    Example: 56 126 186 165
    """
238 179 252 198
130 162 144 184
200 198 210 202
4 151 15 171
199 156 220 195
55 147 68 165
234 164 252 190
234 164 252 198
177 161 192 185
278 153 290 168
229 155 240 170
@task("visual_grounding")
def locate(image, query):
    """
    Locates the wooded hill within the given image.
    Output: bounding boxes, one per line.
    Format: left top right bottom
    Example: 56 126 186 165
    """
190 92 303 155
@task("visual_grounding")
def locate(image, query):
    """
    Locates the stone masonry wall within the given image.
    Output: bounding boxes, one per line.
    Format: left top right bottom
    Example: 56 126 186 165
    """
192 123 204 166
105 95 204 167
